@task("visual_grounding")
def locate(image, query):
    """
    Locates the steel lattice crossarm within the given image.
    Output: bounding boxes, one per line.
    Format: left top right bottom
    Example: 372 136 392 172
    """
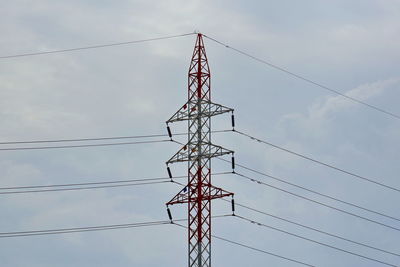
167 184 233 206
167 142 233 164
167 100 233 123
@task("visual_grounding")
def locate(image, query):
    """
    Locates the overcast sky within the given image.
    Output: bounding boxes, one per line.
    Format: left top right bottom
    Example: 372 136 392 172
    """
1 1 400 266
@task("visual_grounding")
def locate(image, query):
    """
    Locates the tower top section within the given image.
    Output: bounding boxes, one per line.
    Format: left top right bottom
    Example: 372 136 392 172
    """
188 33 211 101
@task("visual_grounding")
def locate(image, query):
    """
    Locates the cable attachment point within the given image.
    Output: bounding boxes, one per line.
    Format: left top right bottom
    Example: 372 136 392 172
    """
231 112 235 130
166 124 173 140
167 165 173 182
167 205 173 223
231 197 235 216
231 154 235 172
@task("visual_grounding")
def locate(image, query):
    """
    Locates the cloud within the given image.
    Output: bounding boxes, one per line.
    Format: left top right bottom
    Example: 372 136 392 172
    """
277 77 400 141
309 77 400 120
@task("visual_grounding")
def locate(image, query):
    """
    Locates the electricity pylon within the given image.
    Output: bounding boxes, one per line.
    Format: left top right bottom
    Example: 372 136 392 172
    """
165 33 235 267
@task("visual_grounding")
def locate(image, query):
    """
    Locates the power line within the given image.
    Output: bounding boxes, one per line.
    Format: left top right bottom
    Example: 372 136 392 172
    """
0 215 230 238
0 32 196 59
203 34 400 121
3 32 398 120
0 133 170 145
227 199 400 257
234 129 400 193
217 158 400 223
234 171 400 232
0 220 175 238
0 175 183 190
0 129 230 145
0 172 230 195
0 139 171 151
213 234 316 267
173 222 315 267
0 180 171 195
220 161 400 255
235 215 397 267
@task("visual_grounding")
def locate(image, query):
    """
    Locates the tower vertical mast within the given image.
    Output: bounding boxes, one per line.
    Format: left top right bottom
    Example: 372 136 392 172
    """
166 33 235 267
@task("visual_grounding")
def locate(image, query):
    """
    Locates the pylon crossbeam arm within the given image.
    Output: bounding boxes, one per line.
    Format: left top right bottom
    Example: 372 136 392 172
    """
166 100 233 123
167 184 233 206
166 187 189 205
208 184 234 199
166 143 233 164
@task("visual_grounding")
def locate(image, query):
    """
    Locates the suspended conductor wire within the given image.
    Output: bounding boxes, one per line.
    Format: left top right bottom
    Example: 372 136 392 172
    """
203 34 400 121
174 181 400 257
234 171 400 232
218 173 400 257
0 220 177 238
217 157 400 223
0 172 230 195
0 180 171 195
235 215 398 267
233 129 400 193
0 215 229 238
173 135 400 229
0 139 171 151
172 222 315 267
0 133 172 145
225 199 400 257
0 129 230 145
0 32 196 59
0 175 185 190
173 180 400 257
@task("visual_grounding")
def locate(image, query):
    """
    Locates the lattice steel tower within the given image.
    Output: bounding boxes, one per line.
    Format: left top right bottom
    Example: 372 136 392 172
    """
165 33 235 267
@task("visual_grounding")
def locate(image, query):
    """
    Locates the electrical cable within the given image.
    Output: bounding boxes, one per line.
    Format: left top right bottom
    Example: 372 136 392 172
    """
0 220 176 238
203 34 400 121
0 133 172 145
0 180 171 195
0 139 171 151
0 32 196 59
173 221 315 267
235 215 398 267
217 157 400 223
225 199 400 257
171 137 400 230
0 175 184 190
0 172 230 195
169 178 314 265
233 171 400 232
175 174 400 257
175 178 400 257
0 214 230 238
173 175 400 257
3 31 398 120
0 130 230 145
233 129 400 193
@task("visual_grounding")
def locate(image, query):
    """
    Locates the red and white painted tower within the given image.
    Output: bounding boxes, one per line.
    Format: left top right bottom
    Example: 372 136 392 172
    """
166 33 235 267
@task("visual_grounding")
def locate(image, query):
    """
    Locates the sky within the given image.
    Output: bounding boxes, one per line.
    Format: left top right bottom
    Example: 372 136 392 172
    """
0 0 400 266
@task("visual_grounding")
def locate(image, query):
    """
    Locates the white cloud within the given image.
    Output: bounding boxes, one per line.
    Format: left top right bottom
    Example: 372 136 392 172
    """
277 77 400 141
309 77 400 120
